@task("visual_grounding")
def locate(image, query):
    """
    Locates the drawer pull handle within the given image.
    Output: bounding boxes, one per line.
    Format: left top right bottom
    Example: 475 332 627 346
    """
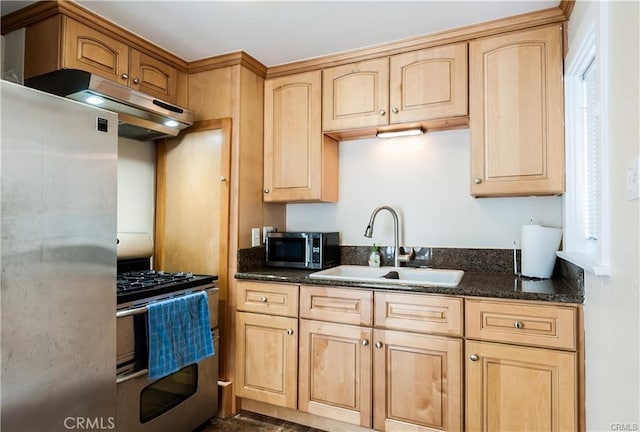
361 339 369 346
470 354 479 362
260 296 267 302
375 342 384 349
514 321 524 329
286 329 294 336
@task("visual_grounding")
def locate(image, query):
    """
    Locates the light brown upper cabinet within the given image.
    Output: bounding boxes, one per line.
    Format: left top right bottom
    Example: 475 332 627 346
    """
25 16 179 104
128 49 178 103
264 71 338 203
322 43 468 133
469 25 564 197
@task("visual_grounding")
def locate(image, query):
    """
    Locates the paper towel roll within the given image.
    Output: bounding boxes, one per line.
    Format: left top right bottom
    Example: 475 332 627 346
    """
521 224 562 279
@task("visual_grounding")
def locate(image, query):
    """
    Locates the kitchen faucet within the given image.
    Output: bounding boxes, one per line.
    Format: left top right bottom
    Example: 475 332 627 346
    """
363 205 412 267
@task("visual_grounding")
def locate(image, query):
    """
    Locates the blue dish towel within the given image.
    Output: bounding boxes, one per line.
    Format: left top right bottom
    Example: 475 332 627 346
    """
147 291 215 380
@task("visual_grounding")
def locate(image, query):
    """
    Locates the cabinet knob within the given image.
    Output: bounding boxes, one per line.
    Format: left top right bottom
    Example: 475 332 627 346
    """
264 188 270 194
470 354 479 361
132 78 140 84
361 339 369 346
379 109 386 116
392 107 399 114
121 73 129 80
220 176 227 182
514 321 524 329
474 177 482 185
260 296 267 302
286 329 294 336
375 342 383 349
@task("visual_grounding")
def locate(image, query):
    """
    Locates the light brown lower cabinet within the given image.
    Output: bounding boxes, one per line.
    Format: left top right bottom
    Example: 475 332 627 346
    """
235 311 298 408
298 319 372 428
236 284 582 432
465 340 577 432
298 323 463 432
373 329 463 432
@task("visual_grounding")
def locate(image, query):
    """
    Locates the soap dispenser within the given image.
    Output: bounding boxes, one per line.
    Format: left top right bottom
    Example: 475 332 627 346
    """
368 244 381 267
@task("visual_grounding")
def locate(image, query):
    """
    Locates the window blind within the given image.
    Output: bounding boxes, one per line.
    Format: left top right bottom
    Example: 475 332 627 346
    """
581 58 598 241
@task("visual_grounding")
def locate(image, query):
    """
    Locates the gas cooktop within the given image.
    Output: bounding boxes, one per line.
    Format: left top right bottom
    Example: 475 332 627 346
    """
117 270 217 305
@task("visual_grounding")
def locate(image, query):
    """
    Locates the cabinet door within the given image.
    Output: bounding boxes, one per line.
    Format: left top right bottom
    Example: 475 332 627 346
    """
322 58 389 131
299 320 372 428
63 18 129 85
469 25 564 196
390 43 468 124
373 330 462 432
264 71 338 202
130 49 178 103
466 340 577 431
235 312 298 408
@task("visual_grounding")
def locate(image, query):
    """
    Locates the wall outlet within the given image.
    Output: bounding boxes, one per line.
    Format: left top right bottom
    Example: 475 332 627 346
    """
263 226 275 242
626 156 640 201
251 227 261 247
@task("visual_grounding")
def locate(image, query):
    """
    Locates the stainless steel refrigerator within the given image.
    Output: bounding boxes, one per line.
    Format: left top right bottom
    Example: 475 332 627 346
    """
1 81 117 431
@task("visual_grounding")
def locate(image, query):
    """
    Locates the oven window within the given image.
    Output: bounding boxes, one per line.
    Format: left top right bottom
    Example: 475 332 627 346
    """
140 364 198 423
269 238 306 262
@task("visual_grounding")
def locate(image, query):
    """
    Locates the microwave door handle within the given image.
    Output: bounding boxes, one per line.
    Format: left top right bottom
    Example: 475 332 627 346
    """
306 240 311 267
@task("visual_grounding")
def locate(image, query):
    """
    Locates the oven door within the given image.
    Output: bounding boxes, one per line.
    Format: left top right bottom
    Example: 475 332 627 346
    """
116 329 219 432
116 287 219 431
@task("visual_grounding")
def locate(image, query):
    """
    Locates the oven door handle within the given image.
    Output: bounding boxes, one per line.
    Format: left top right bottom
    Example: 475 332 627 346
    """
116 368 148 384
116 332 219 385
116 305 147 318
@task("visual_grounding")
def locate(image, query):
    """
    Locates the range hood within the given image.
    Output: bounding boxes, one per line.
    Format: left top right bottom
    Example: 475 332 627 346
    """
25 69 195 141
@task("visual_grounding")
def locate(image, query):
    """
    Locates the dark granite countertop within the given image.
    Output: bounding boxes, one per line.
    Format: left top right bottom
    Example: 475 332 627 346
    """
235 268 584 304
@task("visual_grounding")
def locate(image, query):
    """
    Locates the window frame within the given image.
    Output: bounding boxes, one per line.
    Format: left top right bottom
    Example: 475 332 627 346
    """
559 2 610 276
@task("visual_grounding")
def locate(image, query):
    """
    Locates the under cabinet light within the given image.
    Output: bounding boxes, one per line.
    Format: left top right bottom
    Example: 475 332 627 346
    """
86 95 105 105
164 119 180 128
376 128 424 139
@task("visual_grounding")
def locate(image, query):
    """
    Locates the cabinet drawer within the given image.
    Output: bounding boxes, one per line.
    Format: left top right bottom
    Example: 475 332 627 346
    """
236 281 299 317
465 299 577 350
374 292 463 336
300 286 373 326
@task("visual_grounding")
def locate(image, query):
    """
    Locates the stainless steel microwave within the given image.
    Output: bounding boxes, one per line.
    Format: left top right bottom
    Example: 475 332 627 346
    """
265 232 339 270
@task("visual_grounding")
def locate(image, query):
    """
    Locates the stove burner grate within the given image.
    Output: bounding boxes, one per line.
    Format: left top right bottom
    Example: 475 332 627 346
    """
117 270 195 293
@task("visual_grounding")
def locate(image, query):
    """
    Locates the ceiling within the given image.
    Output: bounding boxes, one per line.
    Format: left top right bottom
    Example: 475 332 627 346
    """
2 1 560 67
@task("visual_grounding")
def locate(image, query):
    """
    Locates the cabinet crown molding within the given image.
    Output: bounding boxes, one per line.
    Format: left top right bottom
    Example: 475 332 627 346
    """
3 1 569 78
1 0 189 72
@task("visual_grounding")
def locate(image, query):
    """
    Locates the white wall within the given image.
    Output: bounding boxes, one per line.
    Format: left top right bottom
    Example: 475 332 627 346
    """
117 137 156 235
287 129 562 248
571 1 640 429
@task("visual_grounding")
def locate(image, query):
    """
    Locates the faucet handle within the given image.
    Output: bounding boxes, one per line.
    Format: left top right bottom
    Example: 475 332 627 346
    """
397 246 414 262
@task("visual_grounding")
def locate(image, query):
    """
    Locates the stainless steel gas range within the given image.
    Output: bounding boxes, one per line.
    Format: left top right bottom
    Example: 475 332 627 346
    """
116 234 219 432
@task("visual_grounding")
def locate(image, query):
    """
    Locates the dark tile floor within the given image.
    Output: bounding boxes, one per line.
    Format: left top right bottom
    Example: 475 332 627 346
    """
194 411 326 432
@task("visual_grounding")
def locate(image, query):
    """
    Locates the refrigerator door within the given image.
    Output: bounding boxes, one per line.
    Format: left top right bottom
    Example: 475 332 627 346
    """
1 81 118 431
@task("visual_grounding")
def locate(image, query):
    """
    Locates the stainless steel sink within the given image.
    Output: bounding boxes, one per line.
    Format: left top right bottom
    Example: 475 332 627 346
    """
309 265 464 288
